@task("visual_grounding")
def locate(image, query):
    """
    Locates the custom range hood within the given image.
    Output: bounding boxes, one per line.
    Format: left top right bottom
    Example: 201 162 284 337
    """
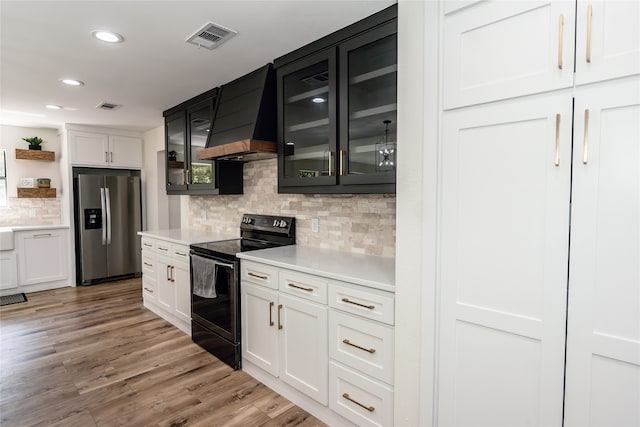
197 64 277 161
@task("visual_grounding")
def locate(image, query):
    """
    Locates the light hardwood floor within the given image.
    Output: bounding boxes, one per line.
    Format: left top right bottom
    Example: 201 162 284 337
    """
0 279 327 427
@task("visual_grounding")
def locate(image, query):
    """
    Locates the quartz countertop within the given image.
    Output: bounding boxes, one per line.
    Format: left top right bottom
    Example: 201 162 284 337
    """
237 245 395 292
137 229 238 246
2 225 70 231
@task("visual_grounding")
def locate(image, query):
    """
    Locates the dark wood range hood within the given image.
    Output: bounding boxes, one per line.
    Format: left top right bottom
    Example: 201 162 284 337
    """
197 64 277 161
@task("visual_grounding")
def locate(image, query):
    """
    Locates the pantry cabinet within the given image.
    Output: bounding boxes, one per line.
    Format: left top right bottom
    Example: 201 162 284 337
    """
69 131 143 169
275 4 397 194
437 1 639 426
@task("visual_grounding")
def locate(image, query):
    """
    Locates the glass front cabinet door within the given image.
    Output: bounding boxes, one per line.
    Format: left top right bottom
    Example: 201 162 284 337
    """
339 20 397 186
165 110 187 192
278 49 337 188
187 99 216 191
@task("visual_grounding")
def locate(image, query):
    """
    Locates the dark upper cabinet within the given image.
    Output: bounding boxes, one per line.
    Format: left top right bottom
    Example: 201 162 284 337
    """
275 4 397 194
163 88 243 195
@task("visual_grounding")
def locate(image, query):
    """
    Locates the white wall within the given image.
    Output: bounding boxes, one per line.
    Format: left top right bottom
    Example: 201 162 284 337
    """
143 125 164 231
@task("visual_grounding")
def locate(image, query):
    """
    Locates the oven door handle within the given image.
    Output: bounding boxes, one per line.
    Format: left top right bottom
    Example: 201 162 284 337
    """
212 260 235 269
191 253 235 270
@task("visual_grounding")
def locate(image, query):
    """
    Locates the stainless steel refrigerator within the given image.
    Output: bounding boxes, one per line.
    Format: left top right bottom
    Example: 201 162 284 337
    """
74 171 142 284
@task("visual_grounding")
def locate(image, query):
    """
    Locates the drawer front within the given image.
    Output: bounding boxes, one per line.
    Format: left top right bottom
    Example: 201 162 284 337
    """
279 270 328 304
155 241 171 256
171 244 190 264
142 276 156 300
329 361 394 427
330 310 394 385
241 260 279 290
141 237 155 251
141 251 155 276
329 282 395 325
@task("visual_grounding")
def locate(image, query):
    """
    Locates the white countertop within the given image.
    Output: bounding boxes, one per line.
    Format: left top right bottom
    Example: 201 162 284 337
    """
1 225 70 231
137 229 238 246
237 245 395 292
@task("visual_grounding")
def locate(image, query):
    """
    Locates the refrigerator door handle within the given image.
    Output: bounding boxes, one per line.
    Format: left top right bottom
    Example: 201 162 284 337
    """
100 187 107 245
105 187 112 245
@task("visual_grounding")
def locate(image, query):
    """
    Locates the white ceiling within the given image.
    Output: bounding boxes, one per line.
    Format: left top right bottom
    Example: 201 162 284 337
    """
0 0 396 133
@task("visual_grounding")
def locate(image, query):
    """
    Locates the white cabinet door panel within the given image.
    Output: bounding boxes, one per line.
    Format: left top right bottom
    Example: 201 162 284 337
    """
279 293 328 405
17 231 69 286
575 0 640 85
0 251 18 290
155 255 173 311
438 92 573 426
565 76 640 427
173 261 190 323
108 135 143 169
242 283 279 376
443 1 575 109
69 131 109 166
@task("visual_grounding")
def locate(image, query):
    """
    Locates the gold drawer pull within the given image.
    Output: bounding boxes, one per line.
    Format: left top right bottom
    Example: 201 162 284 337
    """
586 4 593 63
248 272 268 280
143 262 153 267
288 283 313 292
342 393 375 412
143 287 153 293
341 298 375 310
557 14 564 69
175 251 187 257
343 339 376 354
158 247 168 252
278 304 283 330
143 243 152 247
32 233 52 238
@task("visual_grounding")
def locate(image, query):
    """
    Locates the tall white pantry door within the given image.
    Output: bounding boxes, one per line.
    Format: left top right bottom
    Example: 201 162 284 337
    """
438 91 573 426
564 77 640 427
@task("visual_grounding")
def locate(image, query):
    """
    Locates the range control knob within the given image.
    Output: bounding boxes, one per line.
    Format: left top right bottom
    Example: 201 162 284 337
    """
242 216 253 224
273 219 280 227
279 220 288 228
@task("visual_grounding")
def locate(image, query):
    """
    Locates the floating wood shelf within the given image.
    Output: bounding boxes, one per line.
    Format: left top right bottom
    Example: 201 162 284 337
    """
167 160 185 169
15 149 55 161
197 139 277 160
17 188 57 198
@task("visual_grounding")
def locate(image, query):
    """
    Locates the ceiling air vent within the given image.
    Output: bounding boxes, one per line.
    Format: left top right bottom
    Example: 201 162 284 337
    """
97 102 121 111
186 22 237 50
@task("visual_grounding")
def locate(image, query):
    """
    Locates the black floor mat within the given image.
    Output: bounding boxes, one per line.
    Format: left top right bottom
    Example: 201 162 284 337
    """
0 293 28 306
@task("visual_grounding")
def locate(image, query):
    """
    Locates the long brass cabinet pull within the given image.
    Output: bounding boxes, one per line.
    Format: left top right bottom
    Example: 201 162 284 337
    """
558 14 564 69
269 302 275 326
171 266 175 282
341 298 375 310
248 272 268 280
175 251 187 257
342 393 375 412
586 4 593 63
32 233 52 238
143 243 152 248
166 265 171 281
144 287 153 293
343 339 376 354
143 262 153 267
328 151 335 177
583 109 590 164
554 113 561 167
110 152 113 163
105 152 109 162
288 283 313 292
278 304 283 330
339 150 347 176
158 247 168 252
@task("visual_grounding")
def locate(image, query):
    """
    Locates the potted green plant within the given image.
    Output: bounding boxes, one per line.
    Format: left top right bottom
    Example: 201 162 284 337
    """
22 136 44 150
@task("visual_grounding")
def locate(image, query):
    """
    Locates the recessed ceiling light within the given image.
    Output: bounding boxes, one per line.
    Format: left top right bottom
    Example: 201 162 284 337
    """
60 78 84 86
311 97 326 103
45 104 63 110
92 30 124 43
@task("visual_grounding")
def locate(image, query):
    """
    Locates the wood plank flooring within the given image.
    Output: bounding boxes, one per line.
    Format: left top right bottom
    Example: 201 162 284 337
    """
0 279 327 427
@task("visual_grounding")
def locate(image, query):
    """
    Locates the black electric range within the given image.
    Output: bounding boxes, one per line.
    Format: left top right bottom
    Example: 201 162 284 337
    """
189 214 295 369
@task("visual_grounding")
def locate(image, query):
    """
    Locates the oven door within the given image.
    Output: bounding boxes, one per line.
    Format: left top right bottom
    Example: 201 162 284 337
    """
190 252 239 343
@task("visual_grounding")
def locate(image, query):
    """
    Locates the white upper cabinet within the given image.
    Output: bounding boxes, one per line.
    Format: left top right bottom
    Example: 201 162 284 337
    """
564 77 640 427
575 0 640 85
443 1 575 109
69 131 143 169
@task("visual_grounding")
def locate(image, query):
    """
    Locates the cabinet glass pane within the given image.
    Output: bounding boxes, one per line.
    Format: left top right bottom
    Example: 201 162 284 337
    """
189 105 214 185
347 34 397 176
283 60 331 179
166 116 185 186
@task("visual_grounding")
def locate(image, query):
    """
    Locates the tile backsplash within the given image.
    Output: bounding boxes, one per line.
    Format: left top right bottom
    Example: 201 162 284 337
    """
188 159 396 257
0 197 62 226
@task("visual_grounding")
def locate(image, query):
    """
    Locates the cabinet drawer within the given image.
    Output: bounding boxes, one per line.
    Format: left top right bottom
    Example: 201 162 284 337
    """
142 276 156 299
171 245 190 264
330 310 394 385
141 237 155 251
329 282 395 325
155 241 171 256
279 270 327 304
141 252 155 276
329 361 393 427
241 260 279 290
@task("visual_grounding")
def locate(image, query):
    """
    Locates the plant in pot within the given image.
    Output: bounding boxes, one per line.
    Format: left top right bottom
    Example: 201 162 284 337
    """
22 136 44 150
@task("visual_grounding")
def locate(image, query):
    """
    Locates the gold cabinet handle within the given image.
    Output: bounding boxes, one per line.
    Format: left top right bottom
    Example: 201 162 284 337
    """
554 113 561 167
166 265 171 281
143 287 153 294
288 283 313 292
341 298 375 310
339 149 347 176
158 247 168 252
175 251 187 257
342 393 375 413
328 151 335 177
342 339 376 354
110 152 113 163
248 272 268 280
32 233 52 238
583 109 590 164
170 266 175 282
278 304 283 330
143 262 153 267
105 151 109 162
586 4 593 63
143 243 152 248
557 14 564 69
269 302 275 326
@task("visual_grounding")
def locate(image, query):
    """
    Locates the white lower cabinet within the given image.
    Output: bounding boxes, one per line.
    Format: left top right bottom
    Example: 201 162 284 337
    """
241 259 395 426
140 236 191 335
0 251 18 291
15 229 69 290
